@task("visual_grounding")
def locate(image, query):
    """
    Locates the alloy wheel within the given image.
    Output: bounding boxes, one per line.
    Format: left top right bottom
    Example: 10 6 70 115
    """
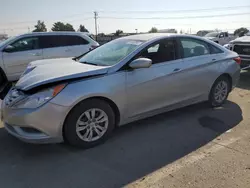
76 108 109 142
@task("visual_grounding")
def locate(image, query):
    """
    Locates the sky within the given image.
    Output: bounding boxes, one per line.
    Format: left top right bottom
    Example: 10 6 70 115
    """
0 0 250 36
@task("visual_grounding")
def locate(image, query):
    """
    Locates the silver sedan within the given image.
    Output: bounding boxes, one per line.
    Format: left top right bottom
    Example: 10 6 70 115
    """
2 33 241 148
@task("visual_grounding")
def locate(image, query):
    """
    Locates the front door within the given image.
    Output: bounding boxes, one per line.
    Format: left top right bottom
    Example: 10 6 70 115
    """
2 36 43 80
126 38 185 118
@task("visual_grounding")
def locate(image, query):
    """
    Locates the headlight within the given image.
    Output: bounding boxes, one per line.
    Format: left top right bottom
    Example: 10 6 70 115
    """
223 43 232 50
13 84 66 109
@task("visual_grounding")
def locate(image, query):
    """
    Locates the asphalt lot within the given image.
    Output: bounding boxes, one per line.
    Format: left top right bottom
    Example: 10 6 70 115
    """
0 71 250 188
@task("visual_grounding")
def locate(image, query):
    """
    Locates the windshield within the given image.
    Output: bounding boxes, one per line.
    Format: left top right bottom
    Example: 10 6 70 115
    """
0 36 15 48
205 32 219 37
79 39 144 66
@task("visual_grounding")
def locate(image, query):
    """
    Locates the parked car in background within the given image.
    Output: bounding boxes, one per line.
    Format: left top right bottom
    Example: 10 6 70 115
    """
2 33 240 148
0 32 99 85
204 31 236 45
196 30 214 37
224 33 250 70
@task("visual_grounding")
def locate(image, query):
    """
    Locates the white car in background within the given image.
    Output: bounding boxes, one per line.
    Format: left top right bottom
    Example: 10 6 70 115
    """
0 32 99 85
204 31 236 46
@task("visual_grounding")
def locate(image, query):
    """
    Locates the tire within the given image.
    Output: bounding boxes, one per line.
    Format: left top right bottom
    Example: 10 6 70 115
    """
209 76 230 107
63 99 115 148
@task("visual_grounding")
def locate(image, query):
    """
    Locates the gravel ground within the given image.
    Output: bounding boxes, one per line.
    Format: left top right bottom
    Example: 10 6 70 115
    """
0 71 250 188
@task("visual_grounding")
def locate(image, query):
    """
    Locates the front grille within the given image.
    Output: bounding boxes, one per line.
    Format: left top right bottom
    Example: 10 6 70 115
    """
241 60 250 68
233 45 250 55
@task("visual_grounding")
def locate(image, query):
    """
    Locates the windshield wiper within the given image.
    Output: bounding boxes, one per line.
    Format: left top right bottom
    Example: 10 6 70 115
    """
81 62 99 66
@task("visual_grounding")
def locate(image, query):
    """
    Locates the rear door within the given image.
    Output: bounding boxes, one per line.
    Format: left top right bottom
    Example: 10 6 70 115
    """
40 35 72 59
178 37 222 99
64 35 91 57
2 36 43 80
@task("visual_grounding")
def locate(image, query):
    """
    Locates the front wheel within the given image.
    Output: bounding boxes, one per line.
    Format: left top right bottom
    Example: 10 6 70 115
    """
63 99 115 148
209 76 230 107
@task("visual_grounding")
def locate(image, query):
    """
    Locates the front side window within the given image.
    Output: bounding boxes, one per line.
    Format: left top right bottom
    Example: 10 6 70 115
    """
7 37 39 52
79 39 143 66
180 38 210 58
138 39 177 64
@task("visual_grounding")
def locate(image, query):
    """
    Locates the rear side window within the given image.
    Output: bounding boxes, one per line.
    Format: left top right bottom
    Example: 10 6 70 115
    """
180 38 210 58
65 35 89 45
40 35 89 48
209 44 224 54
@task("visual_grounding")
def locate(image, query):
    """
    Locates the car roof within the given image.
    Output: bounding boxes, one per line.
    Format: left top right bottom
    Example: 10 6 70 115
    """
122 33 178 41
17 32 88 37
121 33 212 42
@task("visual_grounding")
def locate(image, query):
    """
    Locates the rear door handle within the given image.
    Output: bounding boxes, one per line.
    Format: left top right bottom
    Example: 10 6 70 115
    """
212 59 217 62
173 68 181 72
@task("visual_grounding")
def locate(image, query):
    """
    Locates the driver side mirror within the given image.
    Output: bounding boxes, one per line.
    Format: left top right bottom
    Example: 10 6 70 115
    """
129 58 152 69
3 45 15 53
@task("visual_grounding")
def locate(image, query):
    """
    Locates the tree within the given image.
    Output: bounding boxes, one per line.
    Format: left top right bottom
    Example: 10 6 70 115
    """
78 25 89 32
51 22 75 31
234 27 249 36
149 27 158 33
115 30 123 36
33 20 47 32
180 29 183 34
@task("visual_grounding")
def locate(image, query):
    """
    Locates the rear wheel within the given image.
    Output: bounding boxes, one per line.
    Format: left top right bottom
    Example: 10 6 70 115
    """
209 76 230 107
63 99 115 148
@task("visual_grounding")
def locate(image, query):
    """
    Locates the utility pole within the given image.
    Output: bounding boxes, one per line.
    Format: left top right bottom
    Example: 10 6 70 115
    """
94 11 98 40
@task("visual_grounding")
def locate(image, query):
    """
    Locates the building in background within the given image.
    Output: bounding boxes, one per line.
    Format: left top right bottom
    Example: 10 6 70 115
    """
158 29 178 33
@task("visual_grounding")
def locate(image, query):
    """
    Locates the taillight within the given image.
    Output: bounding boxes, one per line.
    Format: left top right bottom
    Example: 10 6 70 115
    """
234 57 241 65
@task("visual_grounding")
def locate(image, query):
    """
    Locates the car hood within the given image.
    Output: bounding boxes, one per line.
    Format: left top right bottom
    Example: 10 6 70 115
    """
15 58 110 91
204 36 216 40
230 36 250 43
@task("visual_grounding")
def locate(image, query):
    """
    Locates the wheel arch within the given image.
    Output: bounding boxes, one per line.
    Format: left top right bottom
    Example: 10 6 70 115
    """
0 67 8 82
217 73 232 91
62 96 121 133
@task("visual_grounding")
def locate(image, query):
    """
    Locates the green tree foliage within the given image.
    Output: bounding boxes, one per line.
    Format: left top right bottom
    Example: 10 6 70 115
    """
234 27 249 37
115 30 123 36
78 25 89 32
51 22 75 31
33 20 47 32
149 27 158 33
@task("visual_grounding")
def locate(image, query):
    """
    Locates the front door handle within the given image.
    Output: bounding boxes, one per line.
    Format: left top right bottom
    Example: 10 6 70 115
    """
173 68 181 72
30 53 41 56
65 49 72 52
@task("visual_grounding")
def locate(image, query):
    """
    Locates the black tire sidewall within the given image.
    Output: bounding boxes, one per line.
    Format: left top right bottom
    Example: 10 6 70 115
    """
64 99 115 148
209 76 230 107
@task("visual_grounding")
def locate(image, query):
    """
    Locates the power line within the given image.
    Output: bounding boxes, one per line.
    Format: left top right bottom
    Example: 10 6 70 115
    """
98 5 250 14
100 12 250 20
1 5 250 26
